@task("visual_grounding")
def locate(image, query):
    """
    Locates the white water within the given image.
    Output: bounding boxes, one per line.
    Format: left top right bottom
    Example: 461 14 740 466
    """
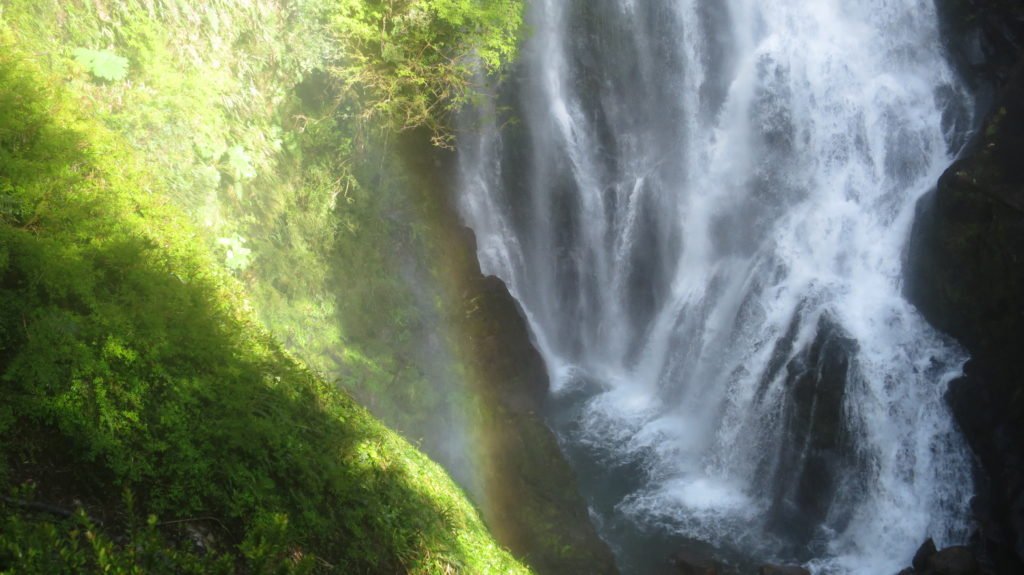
458 1 974 573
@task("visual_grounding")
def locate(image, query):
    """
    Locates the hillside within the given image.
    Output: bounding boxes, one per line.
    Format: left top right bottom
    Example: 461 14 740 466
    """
0 2 535 573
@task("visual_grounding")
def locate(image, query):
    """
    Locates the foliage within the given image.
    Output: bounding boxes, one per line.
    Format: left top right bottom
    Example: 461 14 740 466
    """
71 47 129 82
330 0 524 145
0 502 235 574
0 41 529 574
217 236 253 272
0 0 528 460
0 0 414 429
0 0 532 568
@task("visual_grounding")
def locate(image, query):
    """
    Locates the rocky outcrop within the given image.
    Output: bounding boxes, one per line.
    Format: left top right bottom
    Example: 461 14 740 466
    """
668 550 720 575
454 245 620 575
916 539 941 571
899 539 983 575
936 1 1024 94
398 132 619 574
906 10 1024 572
766 316 861 548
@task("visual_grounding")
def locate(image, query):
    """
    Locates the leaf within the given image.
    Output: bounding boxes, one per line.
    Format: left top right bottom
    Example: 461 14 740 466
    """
71 48 129 82
225 145 257 182
217 236 253 271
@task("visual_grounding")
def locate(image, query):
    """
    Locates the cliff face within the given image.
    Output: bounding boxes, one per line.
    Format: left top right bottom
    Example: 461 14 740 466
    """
936 0 1024 88
398 134 619 575
907 2 1024 571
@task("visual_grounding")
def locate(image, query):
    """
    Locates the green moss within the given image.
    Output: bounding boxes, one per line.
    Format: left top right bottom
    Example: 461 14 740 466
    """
0 38 529 574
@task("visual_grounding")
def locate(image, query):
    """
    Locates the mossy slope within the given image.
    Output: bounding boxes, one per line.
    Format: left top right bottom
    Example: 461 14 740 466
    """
0 40 529 575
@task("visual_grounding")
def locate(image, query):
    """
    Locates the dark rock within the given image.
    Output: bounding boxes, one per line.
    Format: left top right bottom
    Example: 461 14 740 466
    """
915 538 939 571
927 546 981 575
758 564 811 575
764 315 864 547
397 132 618 575
905 28 1024 575
668 549 720 575
899 543 987 575
936 0 1024 93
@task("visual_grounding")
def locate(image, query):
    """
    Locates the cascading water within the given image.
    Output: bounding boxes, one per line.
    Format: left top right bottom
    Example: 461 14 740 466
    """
458 1 975 573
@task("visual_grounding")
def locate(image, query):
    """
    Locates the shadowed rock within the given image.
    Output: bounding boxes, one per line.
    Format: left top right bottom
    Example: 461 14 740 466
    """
669 549 720 575
914 538 939 571
399 131 619 575
758 564 811 575
906 55 1024 574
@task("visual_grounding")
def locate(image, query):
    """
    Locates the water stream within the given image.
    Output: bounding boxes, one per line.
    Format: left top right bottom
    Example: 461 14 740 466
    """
458 1 975 572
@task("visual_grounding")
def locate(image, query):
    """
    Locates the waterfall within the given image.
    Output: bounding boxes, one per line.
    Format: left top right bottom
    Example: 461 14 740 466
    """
457 1 974 573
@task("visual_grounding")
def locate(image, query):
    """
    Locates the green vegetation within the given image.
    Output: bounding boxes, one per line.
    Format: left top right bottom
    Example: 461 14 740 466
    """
332 0 522 144
0 0 531 572
0 0 522 442
71 48 130 82
0 35 528 575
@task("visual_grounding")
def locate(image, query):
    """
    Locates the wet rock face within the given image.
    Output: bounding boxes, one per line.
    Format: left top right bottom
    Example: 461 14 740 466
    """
929 547 983 575
399 133 619 575
915 538 941 571
668 549 720 575
901 540 983 575
906 26 1024 574
766 316 862 549
461 267 621 574
936 0 1024 92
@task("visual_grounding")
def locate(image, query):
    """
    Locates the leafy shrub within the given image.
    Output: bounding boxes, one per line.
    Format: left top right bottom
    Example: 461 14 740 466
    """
330 0 524 144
